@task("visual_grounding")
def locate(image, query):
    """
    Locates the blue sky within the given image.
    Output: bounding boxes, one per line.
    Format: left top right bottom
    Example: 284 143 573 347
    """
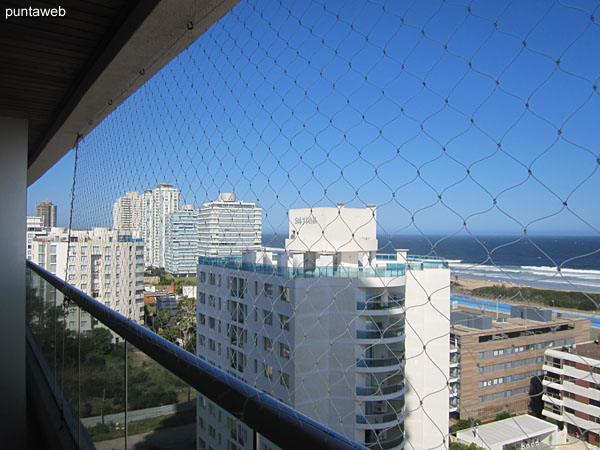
28 0 600 235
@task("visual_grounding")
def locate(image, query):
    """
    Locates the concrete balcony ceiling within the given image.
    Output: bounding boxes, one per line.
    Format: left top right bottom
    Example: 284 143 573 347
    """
0 0 239 185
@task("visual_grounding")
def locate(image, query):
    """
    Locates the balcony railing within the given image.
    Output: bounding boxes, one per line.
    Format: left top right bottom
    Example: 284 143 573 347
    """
357 357 404 368
356 410 402 425
26 260 363 450
366 434 405 450
357 327 405 340
356 383 405 396
357 298 405 311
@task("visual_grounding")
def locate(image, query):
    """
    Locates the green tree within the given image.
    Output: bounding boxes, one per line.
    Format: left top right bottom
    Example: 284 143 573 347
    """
449 443 485 450
90 328 113 355
450 418 482 434
495 411 513 421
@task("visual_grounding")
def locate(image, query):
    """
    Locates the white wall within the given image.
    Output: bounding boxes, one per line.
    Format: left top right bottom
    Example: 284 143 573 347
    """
404 267 450 450
286 206 378 253
0 116 27 447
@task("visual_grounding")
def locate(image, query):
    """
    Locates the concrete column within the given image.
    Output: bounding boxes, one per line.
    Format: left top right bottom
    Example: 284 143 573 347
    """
0 115 27 449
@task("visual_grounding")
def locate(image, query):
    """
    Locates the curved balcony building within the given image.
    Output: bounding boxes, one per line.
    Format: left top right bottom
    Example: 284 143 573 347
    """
196 205 450 450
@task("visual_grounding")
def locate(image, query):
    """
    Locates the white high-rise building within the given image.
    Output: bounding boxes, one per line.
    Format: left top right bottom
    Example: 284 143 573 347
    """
198 193 261 257
26 216 46 261
196 205 450 450
113 191 142 233
141 183 180 268
165 205 199 276
30 227 146 328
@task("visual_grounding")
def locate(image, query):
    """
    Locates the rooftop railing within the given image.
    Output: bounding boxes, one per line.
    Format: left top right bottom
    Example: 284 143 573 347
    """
198 255 447 279
26 260 365 450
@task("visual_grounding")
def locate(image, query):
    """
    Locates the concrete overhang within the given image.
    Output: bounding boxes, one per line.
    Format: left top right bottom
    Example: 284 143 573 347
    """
2 0 239 186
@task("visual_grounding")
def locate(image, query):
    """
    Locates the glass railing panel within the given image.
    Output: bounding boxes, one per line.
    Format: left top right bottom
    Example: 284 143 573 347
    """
26 266 61 381
79 327 126 447
125 341 196 449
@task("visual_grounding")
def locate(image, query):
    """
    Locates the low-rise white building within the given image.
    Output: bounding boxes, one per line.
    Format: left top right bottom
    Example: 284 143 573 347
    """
196 205 450 450
456 414 558 450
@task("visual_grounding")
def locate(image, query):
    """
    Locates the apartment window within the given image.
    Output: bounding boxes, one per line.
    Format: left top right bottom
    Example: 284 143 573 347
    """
209 273 216 285
199 293 205 304
263 310 273 325
199 335 205 347
263 337 273 352
81 284 87 291
81 256 88 262
81 246 87 254
68 265 75 271
199 314 206 325
105 274 111 279
50 264 56 273
105 255 111 262
279 286 290 301
81 321 88 327
81 265 88 271
280 371 290 388
200 271 206 283
69 321 76 327
209 317 215 329
209 295 216 307
68 256 76 263
50 255 57 263
279 343 290 359
93 246 99 253
104 283 110 289
105 264 111 271
68 274 75 281
254 281 258 296
104 246 111 252
50 245 57 253
279 314 290 331
264 283 273 298
263 364 273 379
209 339 216 351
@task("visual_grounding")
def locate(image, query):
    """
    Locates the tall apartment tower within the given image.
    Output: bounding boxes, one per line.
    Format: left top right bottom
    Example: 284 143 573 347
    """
30 227 146 328
196 205 450 450
36 198 57 227
198 193 261 257
165 205 200 276
113 191 142 233
141 183 180 268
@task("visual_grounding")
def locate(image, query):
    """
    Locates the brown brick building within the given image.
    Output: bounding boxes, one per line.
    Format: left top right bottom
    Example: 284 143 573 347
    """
450 307 589 422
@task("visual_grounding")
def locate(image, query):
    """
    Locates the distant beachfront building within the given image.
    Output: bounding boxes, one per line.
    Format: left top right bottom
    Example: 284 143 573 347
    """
113 191 142 234
198 193 261 257
196 205 450 450
36 198 57 227
449 306 589 421
542 341 600 446
141 183 180 268
165 205 199 276
30 227 146 328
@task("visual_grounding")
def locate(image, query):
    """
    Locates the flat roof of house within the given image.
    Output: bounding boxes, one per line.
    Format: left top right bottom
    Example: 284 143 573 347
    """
457 415 556 446
452 315 588 336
